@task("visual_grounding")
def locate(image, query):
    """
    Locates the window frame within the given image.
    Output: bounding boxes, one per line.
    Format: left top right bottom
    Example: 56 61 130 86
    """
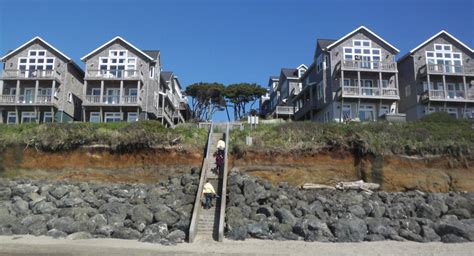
90 112 101 123
7 111 16 124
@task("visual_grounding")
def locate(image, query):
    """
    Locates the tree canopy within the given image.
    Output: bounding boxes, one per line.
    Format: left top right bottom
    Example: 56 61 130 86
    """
184 82 226 121
224 83 267 120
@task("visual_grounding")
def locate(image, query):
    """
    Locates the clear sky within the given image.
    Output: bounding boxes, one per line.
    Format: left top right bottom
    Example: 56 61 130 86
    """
1 0 473 121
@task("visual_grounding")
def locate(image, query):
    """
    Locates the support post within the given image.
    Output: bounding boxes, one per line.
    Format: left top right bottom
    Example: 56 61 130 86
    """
378 72 383 95
100 106 103 123
100 80 104 103
51 80 56 102
51 106 55 123
15 80 20 103
120 80 124 104
34 80 39 103
442 75 447 99
15 106 19 124
35 106 39 124
83 80 87 102
463 76 468 99
120 106 123 121
357 71 361 96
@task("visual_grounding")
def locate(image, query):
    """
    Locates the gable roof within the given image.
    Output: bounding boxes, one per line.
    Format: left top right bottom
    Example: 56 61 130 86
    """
1 36 72 61
281 68 298 78
317 39 336 50
81 36 154 62
398 30 474 63
160 71 173 83
325 26 399 53
143 50 160 60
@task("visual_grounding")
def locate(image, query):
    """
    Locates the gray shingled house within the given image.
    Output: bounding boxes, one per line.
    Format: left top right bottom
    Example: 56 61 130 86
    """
81 36 181 127
397 31 474 120
294 26 401 122
0 37 84 124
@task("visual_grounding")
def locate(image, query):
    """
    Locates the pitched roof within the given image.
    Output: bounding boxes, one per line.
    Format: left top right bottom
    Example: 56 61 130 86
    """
1 36 72 61
142 50 160 60
160 71 173 82
317 39 336 50
281 68 298 78
398 30 474 62
81 36 154 61
325 26 399 53
270 76 279 80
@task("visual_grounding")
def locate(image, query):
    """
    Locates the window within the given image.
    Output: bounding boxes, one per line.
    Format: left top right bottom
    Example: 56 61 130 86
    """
426 44 462 73
405 84 411 97
90 112 100 123
442 108 458 118
91 88 101 96
464 109 473 118
343 79 351 87
104 112 121 123
99 50 136 78
21 112 36 123
150 66 155 78
317 81 323 100
7 112 16 124
18 50 55 77
316 54 325 73
127 112 138 122
359 105 375 122
129 88 138 96
426 107 436 114
379 105 390 117
68 92 73 103
342 104 352 121
343 39 381 69
43 112 53 123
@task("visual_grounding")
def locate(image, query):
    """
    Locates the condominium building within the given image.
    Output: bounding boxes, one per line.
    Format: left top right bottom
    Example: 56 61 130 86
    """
0 37 84 124
295 26 401 122
397 31 474 120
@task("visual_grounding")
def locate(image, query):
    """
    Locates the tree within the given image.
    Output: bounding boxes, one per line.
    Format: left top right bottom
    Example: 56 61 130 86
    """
224 83 267 120
185 82 226 121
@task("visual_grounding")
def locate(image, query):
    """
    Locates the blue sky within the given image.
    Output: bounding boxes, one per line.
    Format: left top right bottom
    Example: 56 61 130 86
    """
1 0 473 121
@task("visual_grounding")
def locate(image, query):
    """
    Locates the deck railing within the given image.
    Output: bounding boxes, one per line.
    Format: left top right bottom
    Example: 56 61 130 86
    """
2 69 60 80
341 60 397 72
84 95 139 105
422 89 474 101
275 106 295 115
426 64 474 75
0 95 53 104
342 86 399 97
85 69 142 80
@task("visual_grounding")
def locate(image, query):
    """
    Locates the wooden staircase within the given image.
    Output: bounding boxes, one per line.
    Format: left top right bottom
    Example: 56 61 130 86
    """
194 133 224 241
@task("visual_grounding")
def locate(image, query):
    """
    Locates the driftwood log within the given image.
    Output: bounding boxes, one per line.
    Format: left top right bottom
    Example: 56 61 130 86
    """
301 183 336 190
335 180 380 193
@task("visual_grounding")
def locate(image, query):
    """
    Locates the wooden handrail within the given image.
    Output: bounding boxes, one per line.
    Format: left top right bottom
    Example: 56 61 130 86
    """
188 122 214 242
218 122 230 242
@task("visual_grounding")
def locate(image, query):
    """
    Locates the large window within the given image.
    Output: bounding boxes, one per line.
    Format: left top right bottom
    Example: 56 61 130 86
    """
342 104 352 121
99 50 137 78
127 112 138 122
343 39 381 69
21 112 36 123
90 112 100 123
104 112 121 123
43 112 53 123
358 105 375 121
18 50 55 77
7 112 16 124
426 44 462 73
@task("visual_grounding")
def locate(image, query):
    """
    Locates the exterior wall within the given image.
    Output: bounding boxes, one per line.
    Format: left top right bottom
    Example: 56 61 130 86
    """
399 33 474 121
1 40 84 123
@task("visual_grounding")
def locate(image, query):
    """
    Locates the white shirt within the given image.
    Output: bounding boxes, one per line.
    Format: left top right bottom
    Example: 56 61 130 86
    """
203 182 216 194
217 140 225 150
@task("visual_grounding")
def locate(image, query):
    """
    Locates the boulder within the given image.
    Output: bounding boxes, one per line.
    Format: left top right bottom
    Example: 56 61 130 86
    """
0 187 11 200
275 208 296 226
227 225 247 240
331 218 367 242
112 227 141 240
421 225 441 242
67 231 93 240
166 229 186 244
47 229 67 238
247 222 271 239
152 205 180 226
130 205 153 225
20 215 47 236
435 219 474 242
49 186 70 199
416 203 440 220
32 201 56 215
47 217 77 234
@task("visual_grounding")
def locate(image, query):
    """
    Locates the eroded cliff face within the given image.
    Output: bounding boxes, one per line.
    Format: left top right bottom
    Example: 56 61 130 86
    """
0 146 203 183
230 150 474 192
0 146 472 192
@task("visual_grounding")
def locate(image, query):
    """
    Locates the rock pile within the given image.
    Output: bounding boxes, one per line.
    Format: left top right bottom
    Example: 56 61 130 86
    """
0 169 200 245
225 170 474 243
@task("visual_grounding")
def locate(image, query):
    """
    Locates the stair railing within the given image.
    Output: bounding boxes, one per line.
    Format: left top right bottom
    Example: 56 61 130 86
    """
188 121 214 242
217 122 230 242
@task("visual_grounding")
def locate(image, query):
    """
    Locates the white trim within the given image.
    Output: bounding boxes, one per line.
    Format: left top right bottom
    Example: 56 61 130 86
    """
1 36 72 61
104 112 121 123
325 26 400 53
89 112 101 123
7 111 17 124
43 112 53 123
408 30 474 54
81 36 154 61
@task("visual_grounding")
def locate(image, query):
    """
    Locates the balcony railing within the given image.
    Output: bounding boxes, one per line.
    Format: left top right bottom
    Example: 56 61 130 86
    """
420 64 474 76
2 69 61 80
342 86 399 98
275 106 295 115
84 95 139 105
341 60 397 72
421 89 474 101
85 70 142 80
294 101 317 120
0 95 53 105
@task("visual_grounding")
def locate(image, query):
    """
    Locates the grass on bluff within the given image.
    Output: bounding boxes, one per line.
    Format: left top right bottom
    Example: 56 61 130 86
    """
230 112 474 157
0 121 208 151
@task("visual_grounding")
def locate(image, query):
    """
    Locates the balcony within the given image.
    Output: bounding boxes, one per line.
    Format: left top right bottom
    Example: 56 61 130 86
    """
419 64 474 76
274 106 295 116
0 94 54 105
294 101 318 121
341 60 397 72
421 89 474 102
85 70 143 81
83 95 140 106
1 69 61 81
341 86 399 99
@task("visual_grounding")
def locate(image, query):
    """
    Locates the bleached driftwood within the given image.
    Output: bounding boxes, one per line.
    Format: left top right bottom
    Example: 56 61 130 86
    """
301 183 336 190
335 180 380 193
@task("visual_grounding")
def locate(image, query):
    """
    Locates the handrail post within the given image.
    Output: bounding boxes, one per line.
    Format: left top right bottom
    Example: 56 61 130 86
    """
218 122 230 242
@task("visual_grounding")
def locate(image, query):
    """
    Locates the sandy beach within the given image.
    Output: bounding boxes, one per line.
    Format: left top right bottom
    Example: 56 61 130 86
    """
0 235 473 256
